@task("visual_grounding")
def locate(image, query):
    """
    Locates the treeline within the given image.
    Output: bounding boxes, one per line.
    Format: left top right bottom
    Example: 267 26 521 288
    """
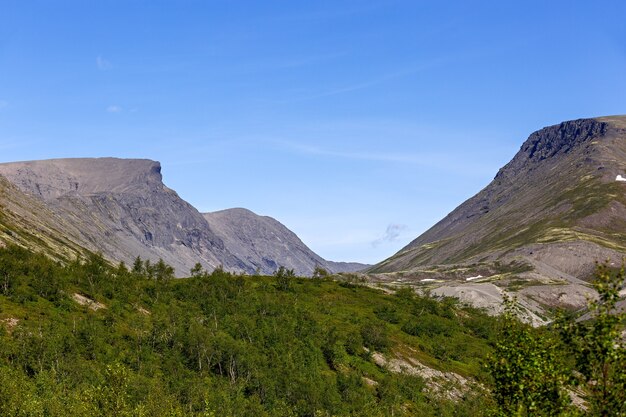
0 245 495 416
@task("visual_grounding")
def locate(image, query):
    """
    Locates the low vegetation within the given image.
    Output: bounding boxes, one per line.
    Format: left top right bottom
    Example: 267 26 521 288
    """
1 244 623 416
0 245 495 416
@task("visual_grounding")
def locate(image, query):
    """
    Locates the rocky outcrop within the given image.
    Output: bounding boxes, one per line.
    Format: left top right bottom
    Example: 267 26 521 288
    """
497 118 607 179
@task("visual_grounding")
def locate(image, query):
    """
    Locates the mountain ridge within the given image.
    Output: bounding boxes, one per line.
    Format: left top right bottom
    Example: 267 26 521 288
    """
202 207 368 275
0 157 365 276
372 115 626 276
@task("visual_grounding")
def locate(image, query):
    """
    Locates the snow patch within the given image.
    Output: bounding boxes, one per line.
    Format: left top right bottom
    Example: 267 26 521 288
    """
420 278 436 282
616 175 626 182
465 275 483 281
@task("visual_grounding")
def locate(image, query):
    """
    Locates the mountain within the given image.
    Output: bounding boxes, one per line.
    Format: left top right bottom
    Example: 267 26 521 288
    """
0 158 364 276
0 158 243 275
369 116 626 320
203 208 367 275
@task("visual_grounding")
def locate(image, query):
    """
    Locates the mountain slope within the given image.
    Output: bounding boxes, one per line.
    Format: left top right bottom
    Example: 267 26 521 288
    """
372 116 626 280
203 208 368 275
0 158 242 275
0 175 90 261
0 244 492 416
0 157 365 276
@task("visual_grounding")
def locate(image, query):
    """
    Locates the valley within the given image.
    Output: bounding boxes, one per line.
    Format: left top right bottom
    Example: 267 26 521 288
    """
1 116 625 416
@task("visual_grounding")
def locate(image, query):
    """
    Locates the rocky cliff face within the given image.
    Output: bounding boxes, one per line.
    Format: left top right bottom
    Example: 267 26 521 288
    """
0 158 365 276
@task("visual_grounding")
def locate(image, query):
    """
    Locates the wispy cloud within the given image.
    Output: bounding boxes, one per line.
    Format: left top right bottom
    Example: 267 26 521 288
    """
271 140 442 166
269 133 507 176
372 224 409 247
106 105 122 113
264 40 520 105
267 57 448 103
96 55 112 70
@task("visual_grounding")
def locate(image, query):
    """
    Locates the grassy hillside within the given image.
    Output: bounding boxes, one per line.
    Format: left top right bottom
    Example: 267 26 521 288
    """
0 245 497 416
0 176 89 262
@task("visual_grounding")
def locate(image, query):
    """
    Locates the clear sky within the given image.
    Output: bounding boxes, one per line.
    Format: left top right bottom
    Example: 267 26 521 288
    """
0 1 625 264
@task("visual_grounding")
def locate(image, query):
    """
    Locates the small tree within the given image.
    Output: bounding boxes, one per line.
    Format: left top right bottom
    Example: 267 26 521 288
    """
490 262 626 417
275 266 295 291
154 259 175 282
132 256 144 276
488 298 572 416
144 259 155 280
312 265 329 279
190 263 205 278
558 262 626 417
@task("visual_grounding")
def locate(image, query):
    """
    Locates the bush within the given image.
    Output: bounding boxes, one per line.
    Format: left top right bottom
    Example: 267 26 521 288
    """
402 314 452 338
361 322 390 351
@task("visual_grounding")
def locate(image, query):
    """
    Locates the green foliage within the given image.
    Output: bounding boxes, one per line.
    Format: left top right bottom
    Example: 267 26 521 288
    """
153 258 175 281
489 262 626 417
402 313 452 338
360 321 390 351
0 244 498 416
374 305 400 324
274 265 295 291
312 265 329 279
132 256 144 275
488 298 572 416
190 262 206 278
558 262 626 417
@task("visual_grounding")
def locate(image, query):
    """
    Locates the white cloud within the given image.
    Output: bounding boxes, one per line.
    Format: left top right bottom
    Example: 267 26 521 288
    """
96 55 112 70
106 105 122 113
371 224 409 247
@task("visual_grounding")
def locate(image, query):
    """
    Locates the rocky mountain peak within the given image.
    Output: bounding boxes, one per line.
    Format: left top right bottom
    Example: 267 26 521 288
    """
373 115 626 276
495 118 608 181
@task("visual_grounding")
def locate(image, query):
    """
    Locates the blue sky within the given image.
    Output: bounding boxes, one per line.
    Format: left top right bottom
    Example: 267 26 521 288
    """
1 1 625 264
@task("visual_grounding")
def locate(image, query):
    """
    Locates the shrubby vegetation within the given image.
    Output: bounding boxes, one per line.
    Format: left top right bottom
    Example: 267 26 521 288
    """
0 245 496 416
3 244 622 416
489 262 626 417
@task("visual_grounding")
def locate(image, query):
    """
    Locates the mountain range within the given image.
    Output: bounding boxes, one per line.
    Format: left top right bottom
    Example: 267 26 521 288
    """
0 158 367 276
1 115 625 320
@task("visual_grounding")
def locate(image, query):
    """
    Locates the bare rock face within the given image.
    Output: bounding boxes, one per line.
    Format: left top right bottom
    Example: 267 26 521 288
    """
203 208 368 276
0 158 243 275
0 157 366 277
0 158 165 199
